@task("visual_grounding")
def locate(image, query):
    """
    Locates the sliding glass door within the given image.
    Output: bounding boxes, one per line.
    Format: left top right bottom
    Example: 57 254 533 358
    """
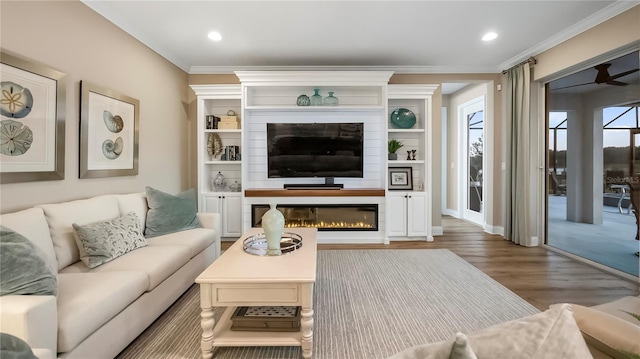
545 50 640 278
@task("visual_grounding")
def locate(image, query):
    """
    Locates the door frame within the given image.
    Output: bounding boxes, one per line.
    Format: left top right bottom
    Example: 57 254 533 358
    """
458 95 486 226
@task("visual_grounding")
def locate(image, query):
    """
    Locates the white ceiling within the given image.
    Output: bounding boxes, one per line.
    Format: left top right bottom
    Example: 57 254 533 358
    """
82 1 637 75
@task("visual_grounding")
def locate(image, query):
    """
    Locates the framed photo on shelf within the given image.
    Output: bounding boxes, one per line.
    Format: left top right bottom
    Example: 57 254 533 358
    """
388 167 413 190
0 51 66 183
79 81 139 178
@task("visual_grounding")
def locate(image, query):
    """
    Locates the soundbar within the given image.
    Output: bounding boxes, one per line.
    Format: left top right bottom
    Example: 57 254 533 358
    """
284 184 344 189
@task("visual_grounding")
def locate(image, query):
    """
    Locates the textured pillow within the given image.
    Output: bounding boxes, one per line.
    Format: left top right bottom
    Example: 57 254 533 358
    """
0 225 57 296
72 212 147 268
468 303 592 359
385 332 477 359
144 186 202 238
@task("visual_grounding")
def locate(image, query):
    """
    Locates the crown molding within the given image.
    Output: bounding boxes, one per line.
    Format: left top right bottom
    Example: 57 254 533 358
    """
190 65 499 75
498 1 639 72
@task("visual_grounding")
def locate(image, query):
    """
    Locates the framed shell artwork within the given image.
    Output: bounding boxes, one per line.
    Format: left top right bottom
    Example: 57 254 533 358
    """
79 81 139 178
0 51 67 183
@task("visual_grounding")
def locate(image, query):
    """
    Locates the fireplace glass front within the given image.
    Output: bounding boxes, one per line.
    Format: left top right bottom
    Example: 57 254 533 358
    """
251 204 378 231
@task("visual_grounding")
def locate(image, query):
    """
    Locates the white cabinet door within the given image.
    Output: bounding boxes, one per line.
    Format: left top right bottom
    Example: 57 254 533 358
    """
386 192 408 237
222 192 242 237
202 193 242 238
202 194 222 213
407 192 427 236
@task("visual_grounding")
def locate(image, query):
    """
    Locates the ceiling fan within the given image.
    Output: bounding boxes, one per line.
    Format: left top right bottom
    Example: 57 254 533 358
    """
553 63 639 90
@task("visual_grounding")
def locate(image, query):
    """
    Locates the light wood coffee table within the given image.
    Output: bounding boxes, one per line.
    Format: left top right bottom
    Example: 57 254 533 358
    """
196 227 317 359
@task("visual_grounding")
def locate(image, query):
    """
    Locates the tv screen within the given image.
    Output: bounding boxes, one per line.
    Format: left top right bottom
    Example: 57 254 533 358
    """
267 123 364 178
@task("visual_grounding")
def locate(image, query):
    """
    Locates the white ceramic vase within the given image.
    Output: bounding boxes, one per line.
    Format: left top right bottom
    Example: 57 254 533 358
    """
262 203 284 255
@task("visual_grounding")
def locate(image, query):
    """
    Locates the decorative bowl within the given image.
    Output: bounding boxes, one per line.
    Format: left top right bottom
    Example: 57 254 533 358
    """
390 108 416 129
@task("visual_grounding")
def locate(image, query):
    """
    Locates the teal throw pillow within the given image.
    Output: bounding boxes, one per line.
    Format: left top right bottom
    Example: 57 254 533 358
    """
144 186 202 238
0 225 57 296
72 212 147 268
0 333 37 359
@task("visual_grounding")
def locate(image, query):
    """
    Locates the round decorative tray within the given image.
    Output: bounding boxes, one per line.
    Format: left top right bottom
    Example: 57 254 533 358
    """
390 108 417 129
242 232 303 256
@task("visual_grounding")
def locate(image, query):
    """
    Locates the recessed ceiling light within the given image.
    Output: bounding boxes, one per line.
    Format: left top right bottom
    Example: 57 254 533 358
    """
482 32 498 42
208 31 222 42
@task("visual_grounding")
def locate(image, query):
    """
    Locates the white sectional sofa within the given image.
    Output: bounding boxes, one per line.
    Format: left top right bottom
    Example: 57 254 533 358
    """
0 192 221 359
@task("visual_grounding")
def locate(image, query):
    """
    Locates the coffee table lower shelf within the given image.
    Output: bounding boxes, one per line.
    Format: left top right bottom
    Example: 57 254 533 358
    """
212 307 302 347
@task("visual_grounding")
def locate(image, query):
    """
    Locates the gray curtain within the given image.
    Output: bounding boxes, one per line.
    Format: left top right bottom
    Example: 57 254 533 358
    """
505 63 533 246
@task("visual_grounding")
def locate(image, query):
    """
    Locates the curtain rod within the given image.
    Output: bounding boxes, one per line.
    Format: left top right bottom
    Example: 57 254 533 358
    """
502 57 537 74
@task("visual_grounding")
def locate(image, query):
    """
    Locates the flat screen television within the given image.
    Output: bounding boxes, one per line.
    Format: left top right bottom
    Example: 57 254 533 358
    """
267 123 364 178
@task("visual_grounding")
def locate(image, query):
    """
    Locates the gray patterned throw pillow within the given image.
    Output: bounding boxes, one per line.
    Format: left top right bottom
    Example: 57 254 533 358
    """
72 212 147 268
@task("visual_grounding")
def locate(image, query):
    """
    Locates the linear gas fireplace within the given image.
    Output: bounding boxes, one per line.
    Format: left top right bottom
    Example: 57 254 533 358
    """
251 204 378 231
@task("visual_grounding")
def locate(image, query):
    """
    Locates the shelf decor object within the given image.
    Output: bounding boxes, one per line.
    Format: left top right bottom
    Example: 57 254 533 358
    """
388 167 413 190
390 108 417 129
310 88 323 106
80 81 139 178
388 139 404 160
212 171 226 191
323 91 339 106
0 51 67 183
207 133 223 159
231 306 301 332
296 94 311 106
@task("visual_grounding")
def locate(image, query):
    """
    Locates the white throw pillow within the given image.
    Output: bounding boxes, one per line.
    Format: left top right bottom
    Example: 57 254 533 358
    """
385 332 477 359
72 212 147 268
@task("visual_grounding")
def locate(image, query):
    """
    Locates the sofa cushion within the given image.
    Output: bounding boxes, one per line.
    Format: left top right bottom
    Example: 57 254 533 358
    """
571 300 640 359
0 226 57 297
0 207 58 274
56 272 147 353
146 228 215 258
60 245 191 291
113 192 148 230
37 196 121 270
72 212 147 268
144 187 202 238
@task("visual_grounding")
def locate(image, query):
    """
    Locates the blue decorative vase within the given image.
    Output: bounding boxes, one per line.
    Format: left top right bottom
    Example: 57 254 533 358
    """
262 203 284 255
323 91 338 106
296 94 311 106
311 88 323 106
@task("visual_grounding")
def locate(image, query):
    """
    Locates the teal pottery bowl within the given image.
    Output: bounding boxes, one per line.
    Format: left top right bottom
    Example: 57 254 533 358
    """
390 108 416 129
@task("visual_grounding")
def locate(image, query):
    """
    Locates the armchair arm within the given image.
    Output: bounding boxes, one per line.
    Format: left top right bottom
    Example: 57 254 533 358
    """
0 295 57 356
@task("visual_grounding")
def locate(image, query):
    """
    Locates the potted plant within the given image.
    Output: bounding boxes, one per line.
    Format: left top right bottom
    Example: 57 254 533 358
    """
388 139 404 160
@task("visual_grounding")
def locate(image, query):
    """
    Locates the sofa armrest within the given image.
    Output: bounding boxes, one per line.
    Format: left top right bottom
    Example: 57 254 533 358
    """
197 212 222 258
0 295 57 356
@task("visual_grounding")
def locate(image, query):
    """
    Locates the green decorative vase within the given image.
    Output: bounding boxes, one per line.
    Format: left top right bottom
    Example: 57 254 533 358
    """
311 88 323 106
323 92 339 106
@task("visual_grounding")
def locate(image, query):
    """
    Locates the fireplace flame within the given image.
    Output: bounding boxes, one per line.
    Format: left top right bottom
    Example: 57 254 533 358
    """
285 221 374 229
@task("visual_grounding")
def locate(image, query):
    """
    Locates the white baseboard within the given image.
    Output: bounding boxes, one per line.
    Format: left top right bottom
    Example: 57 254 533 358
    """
484 225 504 236
442 208 458 217
431 226 443 236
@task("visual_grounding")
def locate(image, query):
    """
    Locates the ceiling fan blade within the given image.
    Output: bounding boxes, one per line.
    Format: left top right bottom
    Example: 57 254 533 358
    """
609 68 640 80
606 80 628 86
551 82 595 90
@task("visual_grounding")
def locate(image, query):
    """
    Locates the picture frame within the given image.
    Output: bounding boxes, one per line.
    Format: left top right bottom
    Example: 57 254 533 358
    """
80 81 139 178
388 167 413 190
0 51 66 183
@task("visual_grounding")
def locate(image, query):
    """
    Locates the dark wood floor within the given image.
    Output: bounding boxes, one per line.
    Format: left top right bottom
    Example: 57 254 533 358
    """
223 217 639 311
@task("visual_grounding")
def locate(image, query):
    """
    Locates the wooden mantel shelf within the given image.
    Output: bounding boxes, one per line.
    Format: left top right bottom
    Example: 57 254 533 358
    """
244 188 385 197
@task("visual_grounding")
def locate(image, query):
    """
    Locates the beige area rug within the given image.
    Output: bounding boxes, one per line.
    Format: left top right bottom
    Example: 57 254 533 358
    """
116 249 539 359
